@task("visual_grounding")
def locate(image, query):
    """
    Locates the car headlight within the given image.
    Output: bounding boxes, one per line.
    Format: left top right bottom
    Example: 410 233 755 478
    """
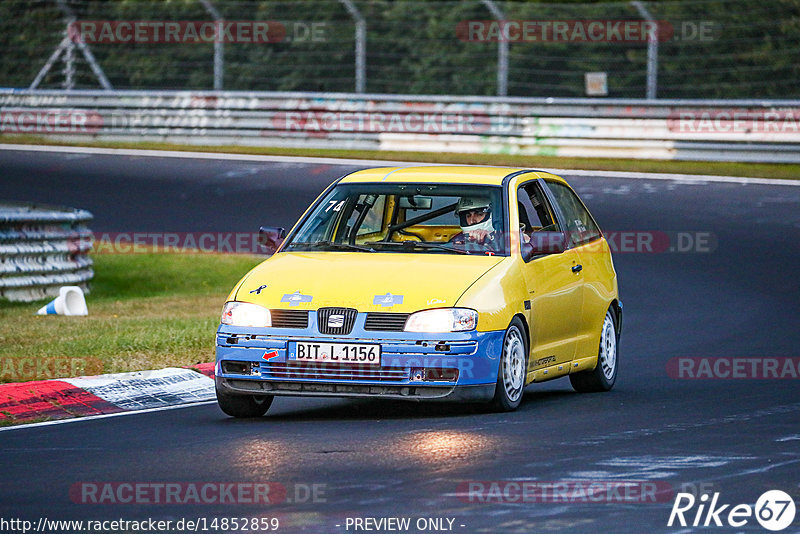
404 308 478 333
220 301 272 327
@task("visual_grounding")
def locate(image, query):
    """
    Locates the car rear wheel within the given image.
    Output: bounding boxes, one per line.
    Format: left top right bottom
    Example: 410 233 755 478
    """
570 309 618 393
216 388 273 418
490 317 528 412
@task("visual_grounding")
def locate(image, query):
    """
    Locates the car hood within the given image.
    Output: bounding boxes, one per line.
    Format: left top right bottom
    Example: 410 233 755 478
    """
235 252 505 313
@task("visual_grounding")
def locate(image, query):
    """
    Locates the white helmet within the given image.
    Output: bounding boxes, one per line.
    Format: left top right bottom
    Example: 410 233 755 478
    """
456 196 494 233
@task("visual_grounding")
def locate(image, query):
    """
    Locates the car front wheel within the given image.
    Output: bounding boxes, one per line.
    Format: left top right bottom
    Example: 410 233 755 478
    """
491 317 528 412
216 388 273 418
570 309 618 393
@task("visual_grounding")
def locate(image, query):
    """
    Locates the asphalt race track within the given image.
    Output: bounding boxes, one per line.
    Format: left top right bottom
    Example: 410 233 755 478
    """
1 147 799 534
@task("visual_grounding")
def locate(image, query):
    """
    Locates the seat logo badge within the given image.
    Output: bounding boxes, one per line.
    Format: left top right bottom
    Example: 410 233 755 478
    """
328 314 345 328
374 293 404 307
281 291 313 307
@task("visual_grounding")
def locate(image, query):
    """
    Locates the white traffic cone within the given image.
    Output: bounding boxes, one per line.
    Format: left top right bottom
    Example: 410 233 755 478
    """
36 286 88 316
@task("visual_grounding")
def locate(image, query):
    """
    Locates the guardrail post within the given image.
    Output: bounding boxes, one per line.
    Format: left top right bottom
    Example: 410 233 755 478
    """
482 0 508 97
200 0 224 90
631 1 658 100
63 20 75 90
30 37 69 90
339 0 366 93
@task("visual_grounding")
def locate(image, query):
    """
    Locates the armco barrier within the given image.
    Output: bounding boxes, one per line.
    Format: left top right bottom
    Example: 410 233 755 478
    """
0 203 93 302
1 90 800 162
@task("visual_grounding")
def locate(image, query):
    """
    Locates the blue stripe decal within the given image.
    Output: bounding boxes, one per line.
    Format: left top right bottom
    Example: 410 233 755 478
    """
381 166 411 182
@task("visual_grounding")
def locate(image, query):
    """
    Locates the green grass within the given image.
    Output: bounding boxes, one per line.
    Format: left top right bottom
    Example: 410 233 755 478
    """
0 416 51 427
90 252 258 299
0 253 262 383
2 134 799 180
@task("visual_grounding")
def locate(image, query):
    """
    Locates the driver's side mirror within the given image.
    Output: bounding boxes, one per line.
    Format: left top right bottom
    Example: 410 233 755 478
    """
521 231 567 261
258 226 286 254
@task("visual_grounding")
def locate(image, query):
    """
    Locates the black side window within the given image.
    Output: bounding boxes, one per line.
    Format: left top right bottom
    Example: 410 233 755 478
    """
517 181 558 233
545 181 601 246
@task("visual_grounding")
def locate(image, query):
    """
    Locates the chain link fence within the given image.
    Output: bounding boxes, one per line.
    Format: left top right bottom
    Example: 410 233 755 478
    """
0 0 798 99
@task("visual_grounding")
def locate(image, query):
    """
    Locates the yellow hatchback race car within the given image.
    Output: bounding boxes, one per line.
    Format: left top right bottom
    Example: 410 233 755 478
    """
215 166 622 416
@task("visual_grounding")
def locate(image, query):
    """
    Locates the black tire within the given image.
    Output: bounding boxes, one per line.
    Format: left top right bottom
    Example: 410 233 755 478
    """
216 388 273 418
570 309 618 393
490 317 528 412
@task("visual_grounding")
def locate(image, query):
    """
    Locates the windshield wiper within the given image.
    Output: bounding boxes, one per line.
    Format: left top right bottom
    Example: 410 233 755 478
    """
365 241 469 255
288 241 376 252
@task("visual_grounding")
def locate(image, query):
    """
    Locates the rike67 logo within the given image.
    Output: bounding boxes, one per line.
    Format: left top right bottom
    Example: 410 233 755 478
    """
668 490 796 531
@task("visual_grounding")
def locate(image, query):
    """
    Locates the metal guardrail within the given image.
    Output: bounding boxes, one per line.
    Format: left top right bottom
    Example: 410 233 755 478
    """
1 90 800 163
0 202 93 302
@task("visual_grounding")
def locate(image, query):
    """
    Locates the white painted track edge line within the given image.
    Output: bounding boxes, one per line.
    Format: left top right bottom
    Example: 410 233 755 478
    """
0 143 414 168
1 142 797 186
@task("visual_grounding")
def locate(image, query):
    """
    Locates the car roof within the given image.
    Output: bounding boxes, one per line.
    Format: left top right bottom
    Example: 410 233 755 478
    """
338 165 568 186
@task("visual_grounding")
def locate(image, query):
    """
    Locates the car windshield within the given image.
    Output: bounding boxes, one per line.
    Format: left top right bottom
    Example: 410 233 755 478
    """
284 183 508 255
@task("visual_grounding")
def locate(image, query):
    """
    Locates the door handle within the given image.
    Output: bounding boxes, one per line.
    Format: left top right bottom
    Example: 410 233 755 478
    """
572 264 583 273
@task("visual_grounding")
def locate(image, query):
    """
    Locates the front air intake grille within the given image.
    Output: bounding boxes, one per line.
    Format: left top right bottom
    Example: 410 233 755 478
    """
262 362 408 382
317 307 358 335
364 312 410 332
221 361 251 375
270 309 309 329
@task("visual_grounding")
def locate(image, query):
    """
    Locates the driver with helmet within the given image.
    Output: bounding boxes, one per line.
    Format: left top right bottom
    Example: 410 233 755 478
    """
450 195 498 248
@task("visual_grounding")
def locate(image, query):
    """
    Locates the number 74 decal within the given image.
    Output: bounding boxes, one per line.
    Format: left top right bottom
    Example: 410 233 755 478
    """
325 200 346 212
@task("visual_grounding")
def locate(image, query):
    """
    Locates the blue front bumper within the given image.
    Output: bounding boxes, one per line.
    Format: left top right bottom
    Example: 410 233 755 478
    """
215 320 504 402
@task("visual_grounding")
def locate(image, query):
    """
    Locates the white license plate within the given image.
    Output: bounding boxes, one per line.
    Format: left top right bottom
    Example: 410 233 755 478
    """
292 342 380 365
